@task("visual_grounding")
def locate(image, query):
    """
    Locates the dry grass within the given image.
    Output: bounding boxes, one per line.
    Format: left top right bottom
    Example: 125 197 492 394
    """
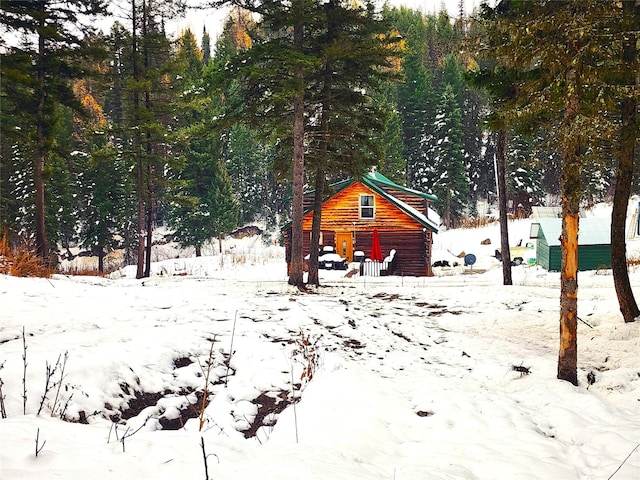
627 255 640 267
0 233 53 278
62 266 111 277
627 255 640 275
457 216 498 229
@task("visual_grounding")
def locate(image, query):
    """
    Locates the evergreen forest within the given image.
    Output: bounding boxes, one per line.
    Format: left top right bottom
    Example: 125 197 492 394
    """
0 0 637 281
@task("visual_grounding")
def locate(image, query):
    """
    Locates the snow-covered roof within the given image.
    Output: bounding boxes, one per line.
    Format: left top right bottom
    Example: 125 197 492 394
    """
363 170 438 202
359 173 439 233
532 217 610 246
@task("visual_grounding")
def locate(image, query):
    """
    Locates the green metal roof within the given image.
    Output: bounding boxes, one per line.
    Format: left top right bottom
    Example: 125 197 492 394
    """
362 171 438 202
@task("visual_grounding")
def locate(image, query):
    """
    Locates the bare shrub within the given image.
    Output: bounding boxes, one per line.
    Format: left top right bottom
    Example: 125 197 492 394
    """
197 336 218 431
291 330 322 384
0 361 6 418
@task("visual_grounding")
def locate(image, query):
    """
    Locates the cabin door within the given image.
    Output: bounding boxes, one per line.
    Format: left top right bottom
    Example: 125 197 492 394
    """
335 232 353 262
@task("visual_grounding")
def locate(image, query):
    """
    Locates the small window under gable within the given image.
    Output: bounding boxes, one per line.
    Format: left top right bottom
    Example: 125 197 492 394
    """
360 194 374 219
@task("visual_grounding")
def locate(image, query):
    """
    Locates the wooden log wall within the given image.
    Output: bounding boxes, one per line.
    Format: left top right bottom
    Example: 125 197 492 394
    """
288 181 436 276
353 230 430 277
302 182 424 231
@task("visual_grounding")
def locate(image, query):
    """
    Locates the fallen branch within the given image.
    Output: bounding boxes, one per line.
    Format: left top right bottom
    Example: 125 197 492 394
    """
577 316 594 329
607 442 640 480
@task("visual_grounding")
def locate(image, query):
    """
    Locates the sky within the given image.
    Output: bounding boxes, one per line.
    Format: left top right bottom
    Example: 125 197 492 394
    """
1 202 639 479
0 0 481 51
171 0 480 46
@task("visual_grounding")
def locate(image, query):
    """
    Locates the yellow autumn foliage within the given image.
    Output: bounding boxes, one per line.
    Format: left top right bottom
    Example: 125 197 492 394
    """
73 79 107 128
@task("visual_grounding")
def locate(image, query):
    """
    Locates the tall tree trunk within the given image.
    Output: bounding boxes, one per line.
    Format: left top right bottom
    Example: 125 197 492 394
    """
132 0 145 279
308 49 333 287
97 245 105 273
308 166 325 287
35 23 49 262
143 0 153 278
288 21 306 287
496 129 512 285
611 0 639 323
558 63 582 386
445 192 451 229
135 132 145 279
144 189 152 277
144 134 153 277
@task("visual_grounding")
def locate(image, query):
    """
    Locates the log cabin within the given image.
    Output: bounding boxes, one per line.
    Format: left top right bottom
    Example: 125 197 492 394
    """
283 171 440 276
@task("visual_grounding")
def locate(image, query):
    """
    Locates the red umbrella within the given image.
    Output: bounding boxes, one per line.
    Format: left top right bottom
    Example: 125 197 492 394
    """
370 229 383 261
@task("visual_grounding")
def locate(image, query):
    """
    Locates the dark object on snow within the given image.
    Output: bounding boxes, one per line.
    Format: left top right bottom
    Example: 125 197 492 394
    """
432 260 450 268
416 410 434 417
512 364 531 376
464 253 476 266
587 371 596 385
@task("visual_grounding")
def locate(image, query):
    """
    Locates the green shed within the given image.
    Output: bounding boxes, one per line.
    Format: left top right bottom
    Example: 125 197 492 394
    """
530 217 611 271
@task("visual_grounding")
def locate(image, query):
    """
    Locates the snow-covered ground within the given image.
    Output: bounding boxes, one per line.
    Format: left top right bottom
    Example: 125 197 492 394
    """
1 206 639 480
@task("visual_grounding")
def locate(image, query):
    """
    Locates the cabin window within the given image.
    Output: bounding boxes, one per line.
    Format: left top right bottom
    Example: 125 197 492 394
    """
360 195 375 219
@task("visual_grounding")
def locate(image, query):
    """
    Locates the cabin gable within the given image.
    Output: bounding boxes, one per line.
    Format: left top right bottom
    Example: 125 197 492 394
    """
285 172 438 277
302 181 425 231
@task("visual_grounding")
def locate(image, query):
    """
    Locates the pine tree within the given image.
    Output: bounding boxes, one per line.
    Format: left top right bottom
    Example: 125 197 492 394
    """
505 132 545 217
45 104 79 254
169 28 239 256
303 0 402 285
610 0 639 323
374 84 405 183
208 8 288 232
430 84 467 228
168 137 238 256
224 125 273 225
0 45 36 242
478 0 624 384
124 0 184 278
209 0 323 287
390 7 434 189
398 51 434 189
79 133 133 272
201 26 211 66
0 0 108 262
